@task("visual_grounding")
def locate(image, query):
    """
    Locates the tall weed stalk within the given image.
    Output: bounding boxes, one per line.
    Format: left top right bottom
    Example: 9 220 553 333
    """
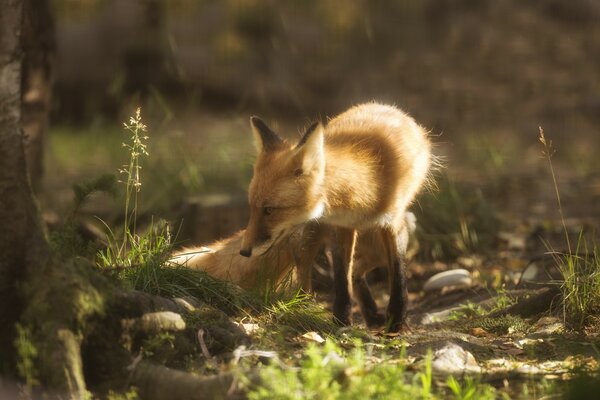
539 127 600 329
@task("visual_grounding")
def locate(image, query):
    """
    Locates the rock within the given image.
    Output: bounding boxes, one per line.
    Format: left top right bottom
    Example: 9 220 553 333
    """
173 297 203 312
432 343 481 374
423 269 472 292
420 306 462 324
136 311 186 333
299 331 325 343
532 316 564 336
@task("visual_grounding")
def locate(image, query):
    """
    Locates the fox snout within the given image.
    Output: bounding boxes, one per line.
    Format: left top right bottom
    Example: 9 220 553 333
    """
239 247 252 257
239 234 271 257
240 215 272 257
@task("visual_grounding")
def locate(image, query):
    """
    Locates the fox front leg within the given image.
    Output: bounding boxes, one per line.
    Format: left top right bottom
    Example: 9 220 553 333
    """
295 222 329 293
331 228 357 326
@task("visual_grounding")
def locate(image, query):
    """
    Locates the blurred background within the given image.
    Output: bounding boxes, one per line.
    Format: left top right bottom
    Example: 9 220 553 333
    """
40 0 600 259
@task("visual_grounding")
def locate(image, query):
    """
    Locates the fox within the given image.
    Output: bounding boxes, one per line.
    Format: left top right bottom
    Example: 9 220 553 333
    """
239 102 432 332
170 212 417 328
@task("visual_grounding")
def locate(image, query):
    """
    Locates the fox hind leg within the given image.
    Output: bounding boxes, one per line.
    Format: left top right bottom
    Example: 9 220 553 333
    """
380 227 409 333
331 228 356 326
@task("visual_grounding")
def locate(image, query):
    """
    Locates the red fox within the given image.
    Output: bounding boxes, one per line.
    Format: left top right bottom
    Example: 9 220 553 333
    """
240 103 432 332
170 212 416 328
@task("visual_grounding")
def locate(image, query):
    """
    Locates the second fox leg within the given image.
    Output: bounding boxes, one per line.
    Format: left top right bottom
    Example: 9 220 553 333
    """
353 274 386 328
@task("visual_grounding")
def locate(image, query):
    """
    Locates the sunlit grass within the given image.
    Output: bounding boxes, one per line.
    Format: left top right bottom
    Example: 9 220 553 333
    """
242 340 498 400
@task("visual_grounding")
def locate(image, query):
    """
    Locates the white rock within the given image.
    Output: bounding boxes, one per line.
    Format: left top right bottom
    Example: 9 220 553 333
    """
432 343 481 374
138 311 186 332
423 269 472 292
420 306 462 325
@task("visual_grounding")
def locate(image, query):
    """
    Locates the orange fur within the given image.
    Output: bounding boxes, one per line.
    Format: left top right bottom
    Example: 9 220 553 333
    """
170 211 416 291
169 231 295 290
240 102 432 331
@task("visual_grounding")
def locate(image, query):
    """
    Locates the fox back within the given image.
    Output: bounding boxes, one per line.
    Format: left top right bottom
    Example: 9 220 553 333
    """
241 102 431 255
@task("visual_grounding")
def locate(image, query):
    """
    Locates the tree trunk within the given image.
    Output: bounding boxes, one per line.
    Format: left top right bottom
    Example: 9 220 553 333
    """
0 0 48 371
21 0 55 191
0 2 88 396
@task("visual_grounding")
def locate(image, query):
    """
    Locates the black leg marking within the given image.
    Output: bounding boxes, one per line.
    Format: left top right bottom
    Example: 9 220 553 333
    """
353 275 386 328
382 228 409 333
331 229 355 326
386 256 408 332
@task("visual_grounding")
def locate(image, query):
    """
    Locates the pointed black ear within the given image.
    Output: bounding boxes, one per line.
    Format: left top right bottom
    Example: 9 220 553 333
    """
294 121 324 172
250 116 284 152
295 121 320 149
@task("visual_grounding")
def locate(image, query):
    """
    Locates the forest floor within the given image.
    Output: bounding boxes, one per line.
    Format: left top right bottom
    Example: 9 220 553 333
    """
38 114 600 399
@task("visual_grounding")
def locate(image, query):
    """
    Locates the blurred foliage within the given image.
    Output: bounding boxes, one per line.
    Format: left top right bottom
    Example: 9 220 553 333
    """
51 0 600 139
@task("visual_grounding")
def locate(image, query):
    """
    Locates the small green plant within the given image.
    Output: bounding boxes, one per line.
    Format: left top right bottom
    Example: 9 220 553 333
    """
49 174 118 260
120 108 149 254
446 376 496 400
97 108 152 269
448 302 487 320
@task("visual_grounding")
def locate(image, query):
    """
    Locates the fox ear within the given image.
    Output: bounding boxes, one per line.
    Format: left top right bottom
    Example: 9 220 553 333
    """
294 121 324 172
250 116 284 152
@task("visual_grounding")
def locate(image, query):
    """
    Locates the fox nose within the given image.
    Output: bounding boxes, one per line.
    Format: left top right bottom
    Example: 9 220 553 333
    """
240 248 252 257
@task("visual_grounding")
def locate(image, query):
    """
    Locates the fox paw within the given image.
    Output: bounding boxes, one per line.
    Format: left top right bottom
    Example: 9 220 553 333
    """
333 314 351 326
386 320 410 334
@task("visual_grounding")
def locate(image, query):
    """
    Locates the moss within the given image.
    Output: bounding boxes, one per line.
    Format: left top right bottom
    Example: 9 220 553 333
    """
450 314 530 335
479 315 530 335
14 323 39 387
19 257 111 393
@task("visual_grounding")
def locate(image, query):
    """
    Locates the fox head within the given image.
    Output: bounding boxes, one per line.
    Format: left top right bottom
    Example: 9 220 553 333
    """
240 116 326 257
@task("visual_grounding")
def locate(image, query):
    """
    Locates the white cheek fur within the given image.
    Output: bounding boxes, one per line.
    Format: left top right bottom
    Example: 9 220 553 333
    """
308 201 325 220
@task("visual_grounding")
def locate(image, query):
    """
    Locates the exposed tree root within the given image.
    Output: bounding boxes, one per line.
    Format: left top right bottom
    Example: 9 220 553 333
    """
129 361 247 400
489 286 562 318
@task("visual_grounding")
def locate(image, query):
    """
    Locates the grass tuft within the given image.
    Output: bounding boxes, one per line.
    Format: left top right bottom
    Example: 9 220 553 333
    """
539 128 600 330
414 173 498 260
553 239 600 330
262 291 337 334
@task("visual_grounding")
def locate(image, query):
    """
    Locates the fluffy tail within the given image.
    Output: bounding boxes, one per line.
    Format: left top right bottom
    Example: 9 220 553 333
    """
169 231 297 290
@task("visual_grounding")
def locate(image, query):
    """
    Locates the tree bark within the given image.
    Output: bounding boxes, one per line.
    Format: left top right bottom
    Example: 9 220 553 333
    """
21 0 55 191
0 2 88 396
0 0 48 371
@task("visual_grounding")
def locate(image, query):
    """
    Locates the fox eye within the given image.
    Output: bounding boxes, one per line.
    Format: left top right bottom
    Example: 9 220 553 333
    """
263 207 273 216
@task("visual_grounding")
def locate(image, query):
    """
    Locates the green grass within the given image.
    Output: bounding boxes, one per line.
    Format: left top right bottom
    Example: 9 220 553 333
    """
261 291 337 335
414 173 498 261
553 237 600 330
539 129 600 331
243 340 498 400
